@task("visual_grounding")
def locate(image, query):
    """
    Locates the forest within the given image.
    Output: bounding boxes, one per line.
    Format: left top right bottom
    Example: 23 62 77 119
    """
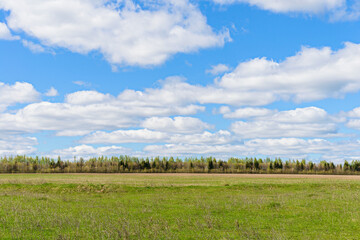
0 155 359 174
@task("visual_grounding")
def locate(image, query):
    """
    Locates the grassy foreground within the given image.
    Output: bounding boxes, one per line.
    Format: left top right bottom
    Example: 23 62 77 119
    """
0 174 359 239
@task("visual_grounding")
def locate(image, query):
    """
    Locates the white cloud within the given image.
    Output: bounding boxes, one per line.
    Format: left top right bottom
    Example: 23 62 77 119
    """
0 135 37 156
330 1 360 21
0 85 205 136
0 82 40 111
245 138 360 162
81 129 168 144
52 144 132 159
0 0 229 66
231 121 338 138
0 81 356 160
160 43 360 106
65 91 113 105
218 42 360 103
45 87 59 97
134 76 276 106
0 101 198 136
345 106 360 130
143 137 360 162
73 81 92 87
0 71 352 138
141 116 212 133
56 130 93 137
101 42 360 108
80 129 231 145
169 130 232 145
230 107 340 138
0 64 355 139
347 119 360 129
143 143 245 156
212 0 344 13
206 64 230 75
264 107 332 123
347 107 360 118
0 22 18 40
220 106 276 119
22 40 46 53
54 138 360 162
243 138 332 156
48 137 360 162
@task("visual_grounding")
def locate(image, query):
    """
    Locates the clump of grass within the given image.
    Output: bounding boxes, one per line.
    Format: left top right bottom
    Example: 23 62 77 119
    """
268 202 281 209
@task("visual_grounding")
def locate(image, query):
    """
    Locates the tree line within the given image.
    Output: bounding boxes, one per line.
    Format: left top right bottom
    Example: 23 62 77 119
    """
0 155 360 174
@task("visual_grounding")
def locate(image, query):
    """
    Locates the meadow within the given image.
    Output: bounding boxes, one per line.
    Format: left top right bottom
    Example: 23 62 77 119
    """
0 173 359 239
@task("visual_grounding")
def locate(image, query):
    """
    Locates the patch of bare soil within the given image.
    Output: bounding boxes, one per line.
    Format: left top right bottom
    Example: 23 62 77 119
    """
67 173 360 179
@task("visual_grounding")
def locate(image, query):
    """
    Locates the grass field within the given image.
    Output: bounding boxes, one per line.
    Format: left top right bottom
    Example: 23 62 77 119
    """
0 174 359 239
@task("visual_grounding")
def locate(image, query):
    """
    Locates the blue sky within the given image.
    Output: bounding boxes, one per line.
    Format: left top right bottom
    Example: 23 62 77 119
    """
1 0 360 162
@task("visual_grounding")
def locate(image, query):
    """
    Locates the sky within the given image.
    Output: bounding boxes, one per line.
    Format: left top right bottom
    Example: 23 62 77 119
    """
1 0 360 162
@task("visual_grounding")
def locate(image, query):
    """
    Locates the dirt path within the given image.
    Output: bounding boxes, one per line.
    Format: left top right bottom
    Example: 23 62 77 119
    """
117 173 360 179
25 172 360 179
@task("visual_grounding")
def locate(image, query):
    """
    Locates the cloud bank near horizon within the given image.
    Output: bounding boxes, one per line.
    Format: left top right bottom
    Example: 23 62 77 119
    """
1 42 360 161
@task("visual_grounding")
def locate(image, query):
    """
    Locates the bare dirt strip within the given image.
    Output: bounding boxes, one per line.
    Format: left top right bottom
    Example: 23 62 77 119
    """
34 173 360 179
121 173 360 179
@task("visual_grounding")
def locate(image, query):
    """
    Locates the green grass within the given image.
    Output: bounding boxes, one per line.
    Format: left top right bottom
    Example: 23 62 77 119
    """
0 174 359 239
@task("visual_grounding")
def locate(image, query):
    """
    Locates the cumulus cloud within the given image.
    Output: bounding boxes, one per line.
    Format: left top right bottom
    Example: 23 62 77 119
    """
81 129 169 144
243 138 332 156
143 137 360 162
218 42 360 103
0 101 202 136
105 43 360 107
1 55 357 138
0 67 354 138
48 137 360 162
347 120 360 129
345 106 360 130
0 81 355 160
132 76 276 106
52 145 132 159
22 40 46 53
330 1 360 21
220 106 276 119
0 82 40 111
249 138 360 162
169 130 232 145
0 84 205 136
212 0 344 14
141 116 212 133
0 22 18 40
65 91 112 105
230 107 341 138
0 135 37 155
0 0 229 66
45 87 59 97
260 107 333 123
231 121 338 138
206 64 230 75
56 130 95 137
80 129 231 145
347 107 360 118
73 81 92 87
142 138 324 156
143 143 239 156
